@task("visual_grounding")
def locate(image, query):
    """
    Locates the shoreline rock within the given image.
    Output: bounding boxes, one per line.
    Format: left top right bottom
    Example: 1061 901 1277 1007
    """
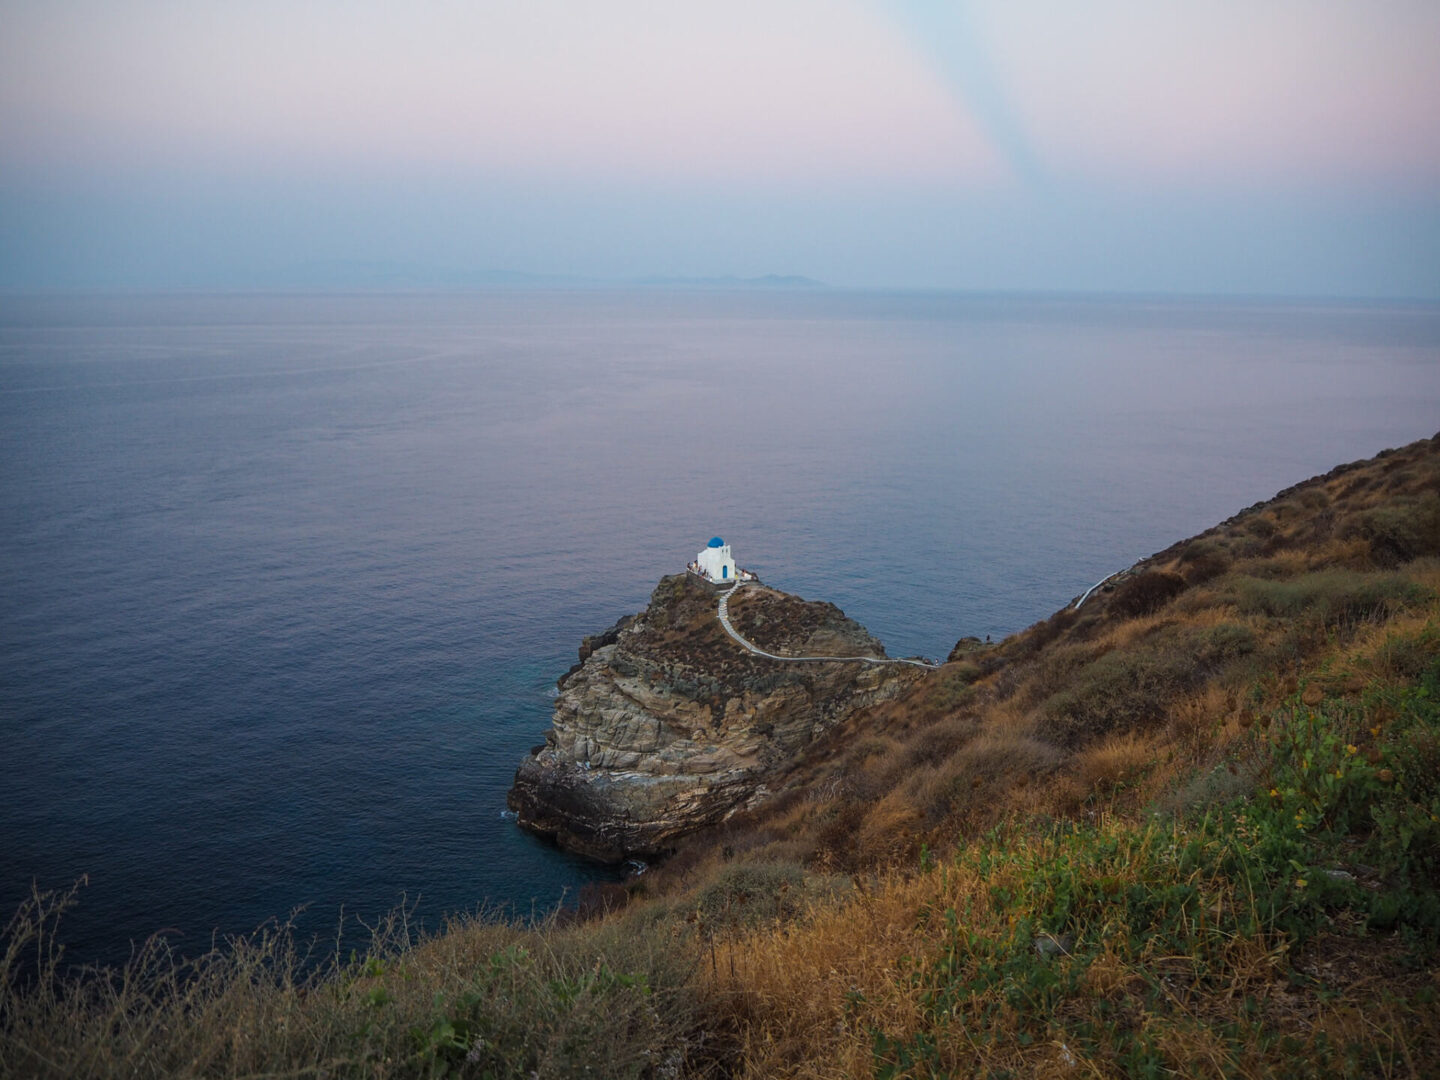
506 573 924 861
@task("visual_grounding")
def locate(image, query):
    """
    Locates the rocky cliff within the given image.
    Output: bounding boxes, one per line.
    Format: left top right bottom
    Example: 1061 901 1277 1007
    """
507 573 924 860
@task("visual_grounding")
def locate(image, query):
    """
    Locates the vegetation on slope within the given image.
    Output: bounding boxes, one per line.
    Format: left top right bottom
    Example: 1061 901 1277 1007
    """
710 626 1440 1076
4 435 1439 1078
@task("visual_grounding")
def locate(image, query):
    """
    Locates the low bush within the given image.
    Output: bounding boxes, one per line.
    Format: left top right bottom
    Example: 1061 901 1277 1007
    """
903 713 978 768
567 879 633 922
1041 649 1191 746
1108 571 1188 618
1242 654 1440 947
1040 623 1254 747
1153 757 1259 818
694 859 814 930
1231 570 1428 628
906 729 1063 827
1015 607 1077 658
1245 513 1279 538
1011 638 1108 708
1376 625 1440 679
1181 550 1231 585
863 797 1436 1078
0 896 713 1080
923 663 979 712
1358 491 1440 566
1175 538 1232 587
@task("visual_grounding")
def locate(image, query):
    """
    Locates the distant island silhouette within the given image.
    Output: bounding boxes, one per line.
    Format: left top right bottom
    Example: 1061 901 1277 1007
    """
266 260 826 290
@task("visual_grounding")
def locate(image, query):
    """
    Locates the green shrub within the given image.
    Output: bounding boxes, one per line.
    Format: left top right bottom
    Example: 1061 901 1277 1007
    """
1177 540 1233 584
1231 570 1427 626
1359 492 1440 566
1195 621 1258 660
1242 662 1440 949
1109 571 1188 618
1154 758 1258 818
1041 624 1254 747
1042 648 1189 745
925 664 980 711
905 715 979 769
1017 608 1077 658
1245 514 1278 538
694 859 826 930
1181 551 1231 585
1377 627 1440 679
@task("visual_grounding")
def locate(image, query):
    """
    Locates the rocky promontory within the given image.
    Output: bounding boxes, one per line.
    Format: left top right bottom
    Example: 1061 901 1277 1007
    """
507 573 924 860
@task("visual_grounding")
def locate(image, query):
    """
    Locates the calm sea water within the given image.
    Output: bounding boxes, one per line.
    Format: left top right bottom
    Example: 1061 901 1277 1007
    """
2 289 1437 968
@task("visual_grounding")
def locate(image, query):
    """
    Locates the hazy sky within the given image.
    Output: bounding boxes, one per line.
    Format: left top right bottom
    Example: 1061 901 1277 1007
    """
2 0 1437 295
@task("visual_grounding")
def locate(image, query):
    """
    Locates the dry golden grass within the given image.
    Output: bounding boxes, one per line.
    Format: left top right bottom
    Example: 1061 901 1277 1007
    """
712 806 1440 1077
725 442 1440 1073
707 815 1386 1079
709 867 937 1078
853 790 925 867
1072 731 1157 794
0 886 719 1079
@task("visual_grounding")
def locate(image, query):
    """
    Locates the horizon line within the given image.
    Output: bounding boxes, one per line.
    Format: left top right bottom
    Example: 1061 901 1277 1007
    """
1 281 1436 306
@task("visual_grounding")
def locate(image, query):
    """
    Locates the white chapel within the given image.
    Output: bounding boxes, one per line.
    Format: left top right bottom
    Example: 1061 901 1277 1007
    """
694 536 737 583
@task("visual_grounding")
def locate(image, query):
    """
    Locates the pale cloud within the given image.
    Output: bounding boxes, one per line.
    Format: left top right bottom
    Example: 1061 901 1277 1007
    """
0 0 1000 183
969 0 1440 188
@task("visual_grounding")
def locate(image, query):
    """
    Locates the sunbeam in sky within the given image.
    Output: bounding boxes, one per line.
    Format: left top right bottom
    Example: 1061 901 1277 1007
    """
891 1 1049 189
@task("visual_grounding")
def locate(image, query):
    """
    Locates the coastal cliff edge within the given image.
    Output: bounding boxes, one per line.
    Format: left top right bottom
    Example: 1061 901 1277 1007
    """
507 572 924 860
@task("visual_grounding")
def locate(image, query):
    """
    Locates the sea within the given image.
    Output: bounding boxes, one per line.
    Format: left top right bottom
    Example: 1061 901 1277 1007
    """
2 288 1437 969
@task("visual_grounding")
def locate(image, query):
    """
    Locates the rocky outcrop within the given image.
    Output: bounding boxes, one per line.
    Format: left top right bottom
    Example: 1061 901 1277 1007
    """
507 574 924 860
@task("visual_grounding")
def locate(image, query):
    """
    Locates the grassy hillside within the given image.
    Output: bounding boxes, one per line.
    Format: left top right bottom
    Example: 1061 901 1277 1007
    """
5 435 1439 1078
677 432 1440 877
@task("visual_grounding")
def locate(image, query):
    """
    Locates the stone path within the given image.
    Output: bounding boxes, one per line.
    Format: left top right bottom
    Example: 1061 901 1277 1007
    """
716 581 939 669
1072 565 1130 609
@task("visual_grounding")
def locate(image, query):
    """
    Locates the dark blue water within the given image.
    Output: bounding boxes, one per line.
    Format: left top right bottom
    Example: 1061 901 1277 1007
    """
2 289 1437 967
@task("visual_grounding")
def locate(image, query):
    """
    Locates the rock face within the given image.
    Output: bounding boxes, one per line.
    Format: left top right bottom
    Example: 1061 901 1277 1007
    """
507 573 923 861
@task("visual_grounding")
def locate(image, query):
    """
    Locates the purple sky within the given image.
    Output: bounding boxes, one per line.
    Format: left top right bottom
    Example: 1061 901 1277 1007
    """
2 0 1437 295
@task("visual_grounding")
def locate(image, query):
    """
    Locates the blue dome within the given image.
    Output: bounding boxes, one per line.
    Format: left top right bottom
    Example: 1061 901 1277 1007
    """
707 537 725 548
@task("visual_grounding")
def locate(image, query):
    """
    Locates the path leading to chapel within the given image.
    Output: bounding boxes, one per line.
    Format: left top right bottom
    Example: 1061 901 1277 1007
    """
716 581 939 669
